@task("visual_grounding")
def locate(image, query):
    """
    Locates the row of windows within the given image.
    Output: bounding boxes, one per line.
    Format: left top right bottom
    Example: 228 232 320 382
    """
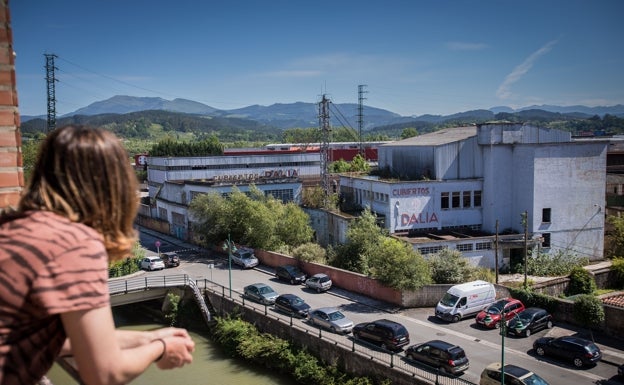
149 161 318 172
441 190 481 209
419 241 492 255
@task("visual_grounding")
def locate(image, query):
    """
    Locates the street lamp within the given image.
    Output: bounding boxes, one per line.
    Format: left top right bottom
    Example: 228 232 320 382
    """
499 311 507 385
222 233 237 298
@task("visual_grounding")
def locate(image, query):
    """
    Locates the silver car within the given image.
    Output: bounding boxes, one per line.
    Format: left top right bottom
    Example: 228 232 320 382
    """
231 247 259 269
243 283 278 305
308 307 353 334
305 273 332 292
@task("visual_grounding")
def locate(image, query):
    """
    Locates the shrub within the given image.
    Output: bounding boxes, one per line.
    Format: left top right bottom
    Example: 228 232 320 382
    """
428 249 473 284
507 287 559 314
471 267 496 283
526 250 588 276
566 267 597 296
612 257 624 289
573 294 605 331
292 242 327 264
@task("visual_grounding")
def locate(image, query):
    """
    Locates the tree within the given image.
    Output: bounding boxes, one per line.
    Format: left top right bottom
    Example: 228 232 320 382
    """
606 215 624 258
567 266 597 296
329 208 384 274
573 294 605 341
400 127 418 139
188 186 313 251
368 237 431 290
428 249 474 284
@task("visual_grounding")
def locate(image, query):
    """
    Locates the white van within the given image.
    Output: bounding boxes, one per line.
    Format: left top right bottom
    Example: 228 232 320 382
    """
435 280 496 322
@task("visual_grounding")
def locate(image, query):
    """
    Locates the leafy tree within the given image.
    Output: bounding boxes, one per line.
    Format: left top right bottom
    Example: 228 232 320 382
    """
526 250 588 276
567 266 597 296
329 208 384 274
282 127 321 144
400 127 418 139
606 215 624 258
612 257 624 289
349 154 370 173
189 186 313 251
329 158 351 173
428 249 474 284
573 294 605 340
368 237 431 290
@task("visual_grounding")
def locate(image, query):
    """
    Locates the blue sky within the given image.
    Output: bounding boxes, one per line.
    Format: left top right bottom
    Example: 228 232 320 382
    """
10 1 624 117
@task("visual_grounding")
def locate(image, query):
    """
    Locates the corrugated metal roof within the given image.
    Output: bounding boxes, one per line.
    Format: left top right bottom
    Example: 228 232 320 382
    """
382 126 477 147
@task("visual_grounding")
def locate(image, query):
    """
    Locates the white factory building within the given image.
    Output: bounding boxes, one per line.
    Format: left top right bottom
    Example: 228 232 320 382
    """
339 123 608 269
146 152 320 239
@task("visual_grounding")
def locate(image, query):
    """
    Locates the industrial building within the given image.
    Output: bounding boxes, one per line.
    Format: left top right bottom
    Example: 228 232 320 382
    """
339 123 608 269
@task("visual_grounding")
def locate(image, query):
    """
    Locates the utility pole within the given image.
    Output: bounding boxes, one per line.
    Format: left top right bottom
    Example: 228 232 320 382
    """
357 85 367 156
44 53 58 132
521 211 529 288
495 220 499 284
318 94 331 205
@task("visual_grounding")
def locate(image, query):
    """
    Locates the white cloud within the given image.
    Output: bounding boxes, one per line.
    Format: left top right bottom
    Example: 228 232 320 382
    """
496 39 559 100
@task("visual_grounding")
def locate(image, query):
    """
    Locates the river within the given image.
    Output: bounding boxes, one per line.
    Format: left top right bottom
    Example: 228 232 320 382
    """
45 306 296 385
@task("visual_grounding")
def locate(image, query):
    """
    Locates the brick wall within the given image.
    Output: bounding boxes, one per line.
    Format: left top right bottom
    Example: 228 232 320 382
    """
0 0 22 210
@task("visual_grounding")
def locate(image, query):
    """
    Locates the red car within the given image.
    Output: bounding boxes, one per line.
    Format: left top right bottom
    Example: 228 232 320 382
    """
475 298 525 329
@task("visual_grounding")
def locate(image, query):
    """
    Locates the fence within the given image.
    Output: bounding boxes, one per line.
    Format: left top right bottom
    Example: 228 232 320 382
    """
195 278 478 385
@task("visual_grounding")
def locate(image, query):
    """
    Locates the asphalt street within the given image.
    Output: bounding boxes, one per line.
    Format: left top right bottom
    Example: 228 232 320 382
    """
137 227 624 385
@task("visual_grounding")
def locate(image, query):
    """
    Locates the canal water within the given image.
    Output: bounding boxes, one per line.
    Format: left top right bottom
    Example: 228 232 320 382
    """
46 306 296 385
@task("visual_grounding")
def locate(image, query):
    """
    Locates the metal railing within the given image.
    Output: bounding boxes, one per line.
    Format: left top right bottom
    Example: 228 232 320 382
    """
195 278 478 385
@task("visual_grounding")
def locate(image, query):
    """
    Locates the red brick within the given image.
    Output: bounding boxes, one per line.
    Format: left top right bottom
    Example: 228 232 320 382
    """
0 89 15 105
0 129 18 146
0 151 19 167
0 190 21 208
0 108 16 125
0 171 19 187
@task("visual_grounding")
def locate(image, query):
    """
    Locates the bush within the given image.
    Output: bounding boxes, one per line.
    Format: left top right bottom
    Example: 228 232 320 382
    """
526 250 588 276
567 267 597 296
292 242 327 264
612 257 624 289
507 287 559 314
471 267 496 283
573 294 605 330
428 249 473 284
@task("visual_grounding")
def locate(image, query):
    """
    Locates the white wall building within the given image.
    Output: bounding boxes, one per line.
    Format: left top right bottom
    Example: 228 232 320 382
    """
340 123 608 268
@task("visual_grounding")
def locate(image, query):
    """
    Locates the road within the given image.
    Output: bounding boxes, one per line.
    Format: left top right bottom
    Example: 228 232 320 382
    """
137 231 624 385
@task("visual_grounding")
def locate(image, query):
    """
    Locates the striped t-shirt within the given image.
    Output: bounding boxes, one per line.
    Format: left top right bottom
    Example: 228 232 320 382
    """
0 210 110 385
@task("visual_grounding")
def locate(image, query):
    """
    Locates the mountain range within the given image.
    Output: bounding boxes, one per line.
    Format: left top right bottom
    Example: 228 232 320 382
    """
20 95 624 131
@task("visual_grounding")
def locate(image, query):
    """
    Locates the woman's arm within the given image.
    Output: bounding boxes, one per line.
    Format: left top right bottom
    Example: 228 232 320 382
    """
61 306 194 385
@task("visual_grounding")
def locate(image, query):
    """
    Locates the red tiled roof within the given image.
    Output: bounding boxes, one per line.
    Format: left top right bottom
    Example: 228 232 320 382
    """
602 295 624 308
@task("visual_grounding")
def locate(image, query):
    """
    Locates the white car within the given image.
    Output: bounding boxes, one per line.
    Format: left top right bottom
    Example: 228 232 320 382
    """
231 247 259 268
140 256 165 271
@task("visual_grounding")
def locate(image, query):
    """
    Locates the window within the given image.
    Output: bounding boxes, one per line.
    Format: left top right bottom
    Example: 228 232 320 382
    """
441 192 449 209
452 192 460 208
542 233 551 248
476 242 492 250
542 208 551 223
463 191 471 208
457 243 473 252
473 190 482 207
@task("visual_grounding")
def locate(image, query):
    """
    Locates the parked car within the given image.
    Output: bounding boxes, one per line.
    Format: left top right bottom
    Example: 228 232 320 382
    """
243 283 279 305
405 340 469 375
480 363 549 385
305 273 332 292
475 298 525 329
352 319 410 351
507 307 553 337
140 256 165 271
275 265 306 284
533 336 602 368
274 294 310 318
161 252 180 268
231 247 259 269
308 307 353 334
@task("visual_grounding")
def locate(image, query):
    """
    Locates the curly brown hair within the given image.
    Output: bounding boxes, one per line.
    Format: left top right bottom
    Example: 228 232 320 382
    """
18 125 139 260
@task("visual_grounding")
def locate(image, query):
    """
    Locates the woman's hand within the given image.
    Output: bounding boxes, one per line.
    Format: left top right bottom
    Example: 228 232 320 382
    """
154 334 195 370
